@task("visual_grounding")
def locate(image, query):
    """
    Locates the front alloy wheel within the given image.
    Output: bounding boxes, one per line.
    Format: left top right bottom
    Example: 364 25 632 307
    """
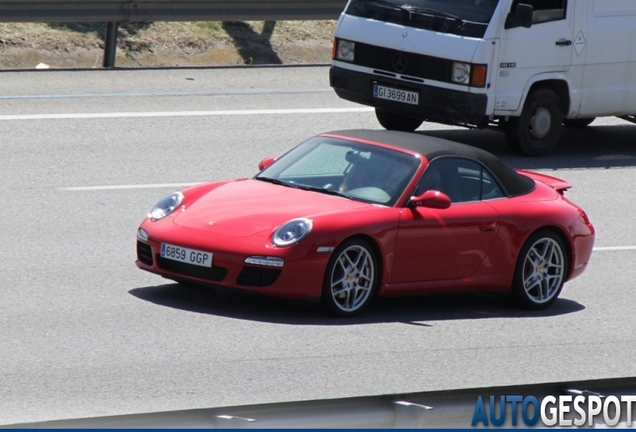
322 238 379 317
512 230 568 309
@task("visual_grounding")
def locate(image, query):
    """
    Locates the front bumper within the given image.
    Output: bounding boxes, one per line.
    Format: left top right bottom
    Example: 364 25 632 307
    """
135 234 328 299
330 66 489 127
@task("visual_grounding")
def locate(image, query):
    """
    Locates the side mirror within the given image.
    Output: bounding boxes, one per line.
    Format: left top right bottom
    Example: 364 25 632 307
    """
505 3 533 29
258 156 277 171
410 190 451 209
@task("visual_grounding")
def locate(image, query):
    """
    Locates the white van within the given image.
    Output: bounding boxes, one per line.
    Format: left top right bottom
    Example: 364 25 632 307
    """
330 0 636 156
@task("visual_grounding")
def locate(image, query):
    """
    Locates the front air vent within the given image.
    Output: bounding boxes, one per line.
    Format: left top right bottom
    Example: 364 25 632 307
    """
137 241 153 266
237 266 282 287
157 257 228 282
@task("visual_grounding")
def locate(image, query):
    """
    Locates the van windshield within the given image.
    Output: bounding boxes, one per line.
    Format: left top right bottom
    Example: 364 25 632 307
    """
345 0 499 38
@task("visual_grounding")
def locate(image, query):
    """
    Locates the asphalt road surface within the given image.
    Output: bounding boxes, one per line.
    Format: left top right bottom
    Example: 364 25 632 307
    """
0 66 635 425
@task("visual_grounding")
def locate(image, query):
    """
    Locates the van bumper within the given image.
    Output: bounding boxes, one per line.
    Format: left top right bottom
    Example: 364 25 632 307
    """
330 66 489 127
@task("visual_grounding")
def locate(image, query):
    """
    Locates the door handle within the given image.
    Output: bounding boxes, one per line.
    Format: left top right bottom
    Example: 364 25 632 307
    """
480 222 498 232
555 39 572 46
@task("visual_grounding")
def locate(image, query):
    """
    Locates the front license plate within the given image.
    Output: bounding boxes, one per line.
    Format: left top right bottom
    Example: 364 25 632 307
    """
373 84 419 105
160 243 212 268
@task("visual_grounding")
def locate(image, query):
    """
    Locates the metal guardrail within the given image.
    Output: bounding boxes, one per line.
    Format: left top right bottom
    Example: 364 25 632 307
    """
4 377 636 428
0 0 347 22
0 0 347 67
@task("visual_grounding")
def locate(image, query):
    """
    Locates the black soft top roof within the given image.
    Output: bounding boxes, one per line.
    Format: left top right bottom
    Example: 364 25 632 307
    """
324 129 535 196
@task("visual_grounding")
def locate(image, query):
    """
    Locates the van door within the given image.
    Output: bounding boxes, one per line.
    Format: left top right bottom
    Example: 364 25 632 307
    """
566 0 587 118
578 0 636 117
494 0 575 113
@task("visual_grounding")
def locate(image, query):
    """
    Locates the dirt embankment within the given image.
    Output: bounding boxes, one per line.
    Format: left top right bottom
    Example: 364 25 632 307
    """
0 20 336 69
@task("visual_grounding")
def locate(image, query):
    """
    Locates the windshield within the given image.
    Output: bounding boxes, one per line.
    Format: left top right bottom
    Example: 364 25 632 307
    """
346 0 499 38
256 136 421 206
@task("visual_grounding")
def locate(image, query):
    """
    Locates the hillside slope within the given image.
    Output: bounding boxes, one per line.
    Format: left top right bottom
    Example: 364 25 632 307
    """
0 21 336 69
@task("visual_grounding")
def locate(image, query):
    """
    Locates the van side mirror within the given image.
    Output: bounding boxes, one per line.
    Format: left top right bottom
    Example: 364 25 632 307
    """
410 190 451 209
505 3 533 29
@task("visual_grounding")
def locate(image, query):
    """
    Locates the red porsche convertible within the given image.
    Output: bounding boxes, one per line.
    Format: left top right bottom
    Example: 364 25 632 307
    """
136 130 595 317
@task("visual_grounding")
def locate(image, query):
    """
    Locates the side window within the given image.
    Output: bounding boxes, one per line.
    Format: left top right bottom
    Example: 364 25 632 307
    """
512 0 566 24
417 158 504 203
482 170 505 200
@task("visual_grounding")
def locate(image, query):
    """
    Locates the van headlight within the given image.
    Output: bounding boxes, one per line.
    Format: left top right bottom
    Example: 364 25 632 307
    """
452 62 471 85
452 62 487 87
273 218 313 247
149 191 183 221
336 39 355 62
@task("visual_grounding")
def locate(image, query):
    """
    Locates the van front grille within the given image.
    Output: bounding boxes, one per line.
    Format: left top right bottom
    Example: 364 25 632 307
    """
355 42 452 83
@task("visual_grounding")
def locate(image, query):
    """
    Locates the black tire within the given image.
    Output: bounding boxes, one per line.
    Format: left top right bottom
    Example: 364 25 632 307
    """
512 230 568 310
322 238 379 317
563 117 595 128
375 108 423 132
505 88 564 157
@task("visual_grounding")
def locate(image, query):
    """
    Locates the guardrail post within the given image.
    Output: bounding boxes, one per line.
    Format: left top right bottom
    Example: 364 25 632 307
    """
103 21 119 67
216 414 256 428
393 400 433 428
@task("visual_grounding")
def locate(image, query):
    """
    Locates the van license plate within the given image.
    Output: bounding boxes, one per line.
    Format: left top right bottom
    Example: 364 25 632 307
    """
161 243 213 268
373 85 419 105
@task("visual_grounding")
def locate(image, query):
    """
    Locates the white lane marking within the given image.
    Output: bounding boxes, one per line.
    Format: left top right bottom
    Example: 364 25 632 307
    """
593 246 636 251
0 107 374 121
59 183 201 191
0 88 332 100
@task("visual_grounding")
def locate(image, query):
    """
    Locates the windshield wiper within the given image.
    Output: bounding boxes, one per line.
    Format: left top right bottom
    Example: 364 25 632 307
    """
296 184 353 200
254 176 296 188
357 1 467 29
357 0 405 11
356 0 421 18
401 6 467 29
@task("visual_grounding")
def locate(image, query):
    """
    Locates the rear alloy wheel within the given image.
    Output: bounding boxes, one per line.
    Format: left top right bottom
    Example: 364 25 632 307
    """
512 230 568 310
322 238 379 317
375 108 423 132
505 88 563 157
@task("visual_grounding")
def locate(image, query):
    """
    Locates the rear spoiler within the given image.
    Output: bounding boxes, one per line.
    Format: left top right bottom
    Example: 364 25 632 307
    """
516 169 572 193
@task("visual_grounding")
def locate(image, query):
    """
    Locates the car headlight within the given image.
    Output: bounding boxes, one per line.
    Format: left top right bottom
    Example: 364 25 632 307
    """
149 191 184 221
336 39 355 62
452 62 471 85
273 218 313 247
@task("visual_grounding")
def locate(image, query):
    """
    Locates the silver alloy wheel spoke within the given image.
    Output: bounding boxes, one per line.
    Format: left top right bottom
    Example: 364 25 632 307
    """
331 245 375 312
543 241 554 261
522 237 564 304
332 274 347 287
540 278 549 301
342 252 355 269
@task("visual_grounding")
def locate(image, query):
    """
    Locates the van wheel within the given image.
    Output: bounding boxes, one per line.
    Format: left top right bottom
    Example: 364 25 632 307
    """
375 108 423 132
505 88 563 157
564 117 595 128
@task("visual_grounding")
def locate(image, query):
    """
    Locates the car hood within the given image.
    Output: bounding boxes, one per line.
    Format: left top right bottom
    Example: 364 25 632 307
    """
172 179 373 237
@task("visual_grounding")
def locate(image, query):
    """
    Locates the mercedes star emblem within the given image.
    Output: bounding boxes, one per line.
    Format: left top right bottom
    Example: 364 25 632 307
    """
392 53 408 73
